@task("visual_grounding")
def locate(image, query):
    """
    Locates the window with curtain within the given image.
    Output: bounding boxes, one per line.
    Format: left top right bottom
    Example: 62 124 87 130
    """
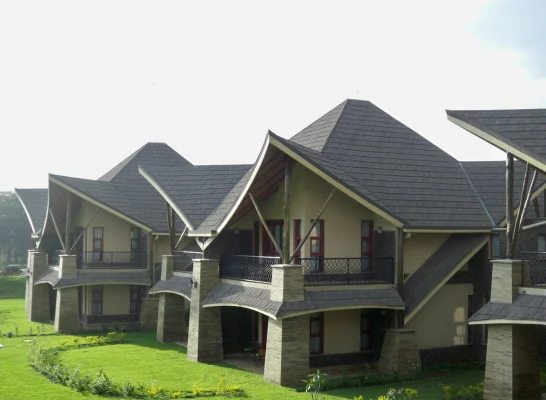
130 285 142 313
309 312 324 354
310 220 324 272
91 285 103 314
93 227 104 262
293 220 302 263
361 221 374 270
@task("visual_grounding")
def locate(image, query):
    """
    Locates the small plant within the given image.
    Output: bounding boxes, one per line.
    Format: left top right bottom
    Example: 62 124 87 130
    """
303 369 328 400
443 382 483 400
354 388 418 400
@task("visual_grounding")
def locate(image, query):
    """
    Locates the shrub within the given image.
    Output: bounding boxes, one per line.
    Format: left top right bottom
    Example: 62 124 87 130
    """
442 382 483 400
354 387 419 400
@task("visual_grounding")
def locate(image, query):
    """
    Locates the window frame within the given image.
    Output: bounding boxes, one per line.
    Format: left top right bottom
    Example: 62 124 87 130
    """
490 234 501 258
130 285 142 314
360 312 373 351
262 220 284 257
91 285 103 315
361 220 374 270
309 220 325 272
293 219 302 263
538 234 546 253
309 312 324 355
93 227 104 262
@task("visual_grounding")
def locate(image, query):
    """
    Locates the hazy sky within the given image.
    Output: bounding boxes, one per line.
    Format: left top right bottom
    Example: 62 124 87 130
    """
2 1 546 191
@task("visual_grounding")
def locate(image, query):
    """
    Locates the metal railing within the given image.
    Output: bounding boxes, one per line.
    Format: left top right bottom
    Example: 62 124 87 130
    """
48 250 64 266
78 251 147 269
299 257 395 286
219 254 280 283
520 252 546 286
174 251 203 272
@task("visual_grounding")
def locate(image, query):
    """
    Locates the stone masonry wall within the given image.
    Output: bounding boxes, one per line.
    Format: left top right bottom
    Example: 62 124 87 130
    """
54 287 81 333
270 265 304 302
156 294 186 342
139 298 158 331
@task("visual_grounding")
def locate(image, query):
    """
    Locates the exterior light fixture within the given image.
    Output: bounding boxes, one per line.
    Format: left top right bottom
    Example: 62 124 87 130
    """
376 226 383 234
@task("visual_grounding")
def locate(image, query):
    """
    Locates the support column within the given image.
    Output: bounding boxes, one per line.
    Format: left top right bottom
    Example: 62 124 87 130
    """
157 294 187 342
54 255 80 333
26 251 50 322
264 263 309 386
377 329 422 375
187 259 222 362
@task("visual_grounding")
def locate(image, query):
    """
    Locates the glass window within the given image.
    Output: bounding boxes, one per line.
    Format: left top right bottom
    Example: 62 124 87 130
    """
360 311 372 350
130 285 141 314
310 220 324 272
539 235 546 252
91 285 103 314
361 221 373 270
490 234 501 258
93 227 104 262
309 312 323 354
293 220 302 262
263 221 283 257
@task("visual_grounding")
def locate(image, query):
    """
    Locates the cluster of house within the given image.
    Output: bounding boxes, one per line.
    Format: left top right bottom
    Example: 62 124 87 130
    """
16 100 546 396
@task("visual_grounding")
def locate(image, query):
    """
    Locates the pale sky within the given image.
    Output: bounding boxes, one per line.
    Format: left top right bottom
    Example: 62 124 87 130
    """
2 1 546 191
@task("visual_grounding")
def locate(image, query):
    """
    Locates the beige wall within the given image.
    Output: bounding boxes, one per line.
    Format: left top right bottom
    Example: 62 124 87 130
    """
406 283 473 349
84 284 131 315
228 164 397 258
403 233 450 277
323 309 361 354
154 236 171 264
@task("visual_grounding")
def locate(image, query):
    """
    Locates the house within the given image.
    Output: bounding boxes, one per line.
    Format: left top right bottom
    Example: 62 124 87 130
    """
447 109 546 400
17 143 191 332
141 99 524 386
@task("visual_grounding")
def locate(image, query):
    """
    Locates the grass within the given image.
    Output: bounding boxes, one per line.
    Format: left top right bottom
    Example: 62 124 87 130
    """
0 276 485 399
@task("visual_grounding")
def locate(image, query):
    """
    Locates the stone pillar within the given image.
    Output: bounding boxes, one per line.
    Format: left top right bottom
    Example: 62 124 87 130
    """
187 259 222 362
483 259 540 400
377 329 422 375
26 251 50 322
484 325 540 400
161 255 174 281
54 255 80 333
264 315 310 386
139 298 159 331
157 294 187 342
270 264 304 302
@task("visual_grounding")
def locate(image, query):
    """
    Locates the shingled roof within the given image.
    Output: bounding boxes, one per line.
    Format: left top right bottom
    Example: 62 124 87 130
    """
14 188 48 234
447 109 546 173
51 143 189 233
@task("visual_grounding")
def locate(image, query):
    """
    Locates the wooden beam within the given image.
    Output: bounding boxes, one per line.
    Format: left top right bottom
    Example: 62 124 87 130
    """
68 207 100 254
171 206 176 253
506 153 514 259
511 162 530 248
49 208 66 253
65 193 72 251
289 188 336 263
249 192 284 259
534 198 541 218
174 226 188 250
523 218 546 231
511 169 538 256
283 160 291 264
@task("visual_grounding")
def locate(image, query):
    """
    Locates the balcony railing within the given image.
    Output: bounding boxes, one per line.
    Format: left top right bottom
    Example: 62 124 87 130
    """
520 252 546 286
174 251 203 272
219 254 280 283
299 257 395 286
78 251 147 269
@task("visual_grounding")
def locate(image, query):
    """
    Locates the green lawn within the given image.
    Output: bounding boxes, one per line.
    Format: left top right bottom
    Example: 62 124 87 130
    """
0 276 485 399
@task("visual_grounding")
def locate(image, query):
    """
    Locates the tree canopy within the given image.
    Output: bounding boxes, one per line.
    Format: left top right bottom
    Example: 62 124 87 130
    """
0 192 31 265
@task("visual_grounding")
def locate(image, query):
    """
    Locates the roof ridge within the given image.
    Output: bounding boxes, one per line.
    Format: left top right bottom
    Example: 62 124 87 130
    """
98 143 147 181
320 99 349 154
459 162 496 226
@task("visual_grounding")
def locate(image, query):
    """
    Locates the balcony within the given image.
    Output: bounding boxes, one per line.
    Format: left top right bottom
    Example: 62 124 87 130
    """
174 251 203 272
300 257 395 286
521 252 546 286
78 251 147 269
218 255 395 286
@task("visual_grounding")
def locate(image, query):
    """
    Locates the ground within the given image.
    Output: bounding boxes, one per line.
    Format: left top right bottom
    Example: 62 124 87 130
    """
0 276 484 399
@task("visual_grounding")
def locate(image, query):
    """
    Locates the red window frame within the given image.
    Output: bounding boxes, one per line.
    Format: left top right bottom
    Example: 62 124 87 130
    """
293 220 302 263
309 220 325 271
309 312 324 354
360 312 373 350
262 220 284 257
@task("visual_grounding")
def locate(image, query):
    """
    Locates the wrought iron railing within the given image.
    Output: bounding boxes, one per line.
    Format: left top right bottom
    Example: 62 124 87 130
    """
78 251 147 269
174 251 203 272
219 254 280 283
48 250 64 266
520 252 546 286
299 257 395 286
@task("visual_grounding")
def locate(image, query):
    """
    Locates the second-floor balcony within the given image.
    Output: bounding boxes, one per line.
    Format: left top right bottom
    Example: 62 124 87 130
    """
218 254 395 286
78 251 147 269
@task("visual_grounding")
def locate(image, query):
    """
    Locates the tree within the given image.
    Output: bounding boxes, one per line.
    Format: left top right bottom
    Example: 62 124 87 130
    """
0 192 31 265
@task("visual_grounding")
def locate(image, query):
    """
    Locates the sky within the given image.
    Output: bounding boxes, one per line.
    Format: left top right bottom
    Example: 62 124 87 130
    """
1 0 546 191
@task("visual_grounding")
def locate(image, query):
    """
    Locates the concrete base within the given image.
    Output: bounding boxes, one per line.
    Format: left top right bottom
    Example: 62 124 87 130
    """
484 324 541 400
377 329 422 375
139 298 159 331
156 294 187 342
54 287 81 333
264 315 310 386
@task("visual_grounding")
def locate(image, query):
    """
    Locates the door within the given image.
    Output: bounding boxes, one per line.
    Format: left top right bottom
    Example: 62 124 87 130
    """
262 221 283 257
93 227 104 262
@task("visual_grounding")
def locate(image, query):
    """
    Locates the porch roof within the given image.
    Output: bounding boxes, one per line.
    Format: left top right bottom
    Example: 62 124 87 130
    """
34 267 60 286
202 283 404 319
469 294 546 325
35 268 150 288
14 188 48 235
149 275 192 300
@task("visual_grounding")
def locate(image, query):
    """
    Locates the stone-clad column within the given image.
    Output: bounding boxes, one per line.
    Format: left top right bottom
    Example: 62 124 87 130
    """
483 259 540 400
156 255 187 342
377 329 422 375
187 259 223 362
264 263 309 386
26 251 51 322
54 255 81 333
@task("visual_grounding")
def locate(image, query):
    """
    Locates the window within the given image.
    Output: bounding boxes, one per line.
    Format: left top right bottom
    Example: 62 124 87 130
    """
539 235 546 252
130 285 142 313
310 220 324 272
262 220 283 257
490 234 501 258
253 221 260 256
91 285 103 314
309 312 324 354
361 221 374 270
93 227 104 262
294 220 302 262
130 228 142 262
360 311 372 350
